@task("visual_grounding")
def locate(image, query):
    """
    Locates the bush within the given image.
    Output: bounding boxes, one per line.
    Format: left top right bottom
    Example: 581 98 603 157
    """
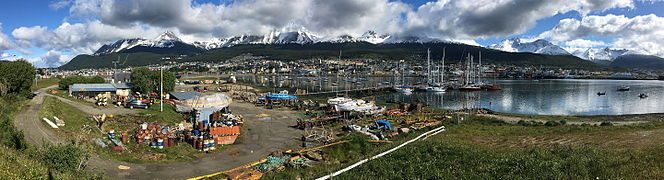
0 97 28 150
600 122 613 126
58 76 105 90
545 121 561 126
31 143 89 173
0 60 35 97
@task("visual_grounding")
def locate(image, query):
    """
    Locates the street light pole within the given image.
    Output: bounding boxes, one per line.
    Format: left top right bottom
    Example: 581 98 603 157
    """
160 65 164 112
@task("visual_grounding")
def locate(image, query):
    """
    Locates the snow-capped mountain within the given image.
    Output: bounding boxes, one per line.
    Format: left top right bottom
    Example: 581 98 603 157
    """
94 30 453 56
94 31 194 55
193 29 320 50
488 38 570 55
566 47 630 61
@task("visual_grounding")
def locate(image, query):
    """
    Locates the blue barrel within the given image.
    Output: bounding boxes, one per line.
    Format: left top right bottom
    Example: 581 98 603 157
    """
150 142 157 148
193 130 200 136
157 139 164 149
202 120 209 126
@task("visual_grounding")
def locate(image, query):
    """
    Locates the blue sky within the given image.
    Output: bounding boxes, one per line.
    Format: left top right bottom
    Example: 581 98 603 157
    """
1 0 664 67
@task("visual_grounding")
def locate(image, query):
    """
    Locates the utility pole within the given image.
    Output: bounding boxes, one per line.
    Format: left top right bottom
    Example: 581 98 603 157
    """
160 65 164 112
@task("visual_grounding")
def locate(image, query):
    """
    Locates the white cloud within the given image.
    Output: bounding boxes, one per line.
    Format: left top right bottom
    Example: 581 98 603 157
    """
49 0 73 10
11 0 654 67
400 0 633 40
564 39 607 48
0 23 31 55
540 14 664 57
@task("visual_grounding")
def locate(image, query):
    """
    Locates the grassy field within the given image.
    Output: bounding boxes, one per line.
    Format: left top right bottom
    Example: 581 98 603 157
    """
263 115 664 179
40 96 95 138
31 78 60 91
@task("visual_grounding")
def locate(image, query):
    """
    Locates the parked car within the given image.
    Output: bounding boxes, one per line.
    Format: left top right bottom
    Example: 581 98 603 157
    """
126 100 149 109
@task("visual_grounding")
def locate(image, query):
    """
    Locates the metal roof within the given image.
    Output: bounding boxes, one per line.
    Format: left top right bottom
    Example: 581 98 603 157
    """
69 83 132 92
113 83 132 89
170 91 202 100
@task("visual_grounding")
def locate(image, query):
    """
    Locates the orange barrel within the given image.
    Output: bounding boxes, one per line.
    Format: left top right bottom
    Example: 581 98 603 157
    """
198 121 204 131
169 138 175 147
121 133 128 144
163 138 169 148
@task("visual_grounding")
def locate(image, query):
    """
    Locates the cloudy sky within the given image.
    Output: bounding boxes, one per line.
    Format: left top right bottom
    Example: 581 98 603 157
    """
1 0 663 67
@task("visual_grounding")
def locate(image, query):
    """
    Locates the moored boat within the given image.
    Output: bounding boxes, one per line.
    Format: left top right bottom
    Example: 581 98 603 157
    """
617 85 630 91
458 84 482 91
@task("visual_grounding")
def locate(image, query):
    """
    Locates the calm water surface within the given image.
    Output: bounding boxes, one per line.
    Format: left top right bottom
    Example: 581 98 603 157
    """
239 76 664 115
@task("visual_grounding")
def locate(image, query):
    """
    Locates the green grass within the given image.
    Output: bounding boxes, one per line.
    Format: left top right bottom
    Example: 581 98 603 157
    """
263 115 664 179
136 103 187 124
32 78 60 91
40 96 94 135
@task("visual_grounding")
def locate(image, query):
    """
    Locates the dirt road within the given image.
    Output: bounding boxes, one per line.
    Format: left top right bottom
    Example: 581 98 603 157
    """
14 89 63 146
14 85 303 179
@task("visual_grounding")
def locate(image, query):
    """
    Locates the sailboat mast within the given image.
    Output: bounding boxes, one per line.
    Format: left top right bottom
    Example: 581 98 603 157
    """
478 51 482 84
466 53 470 85
441 47 445 84
427 48 431 85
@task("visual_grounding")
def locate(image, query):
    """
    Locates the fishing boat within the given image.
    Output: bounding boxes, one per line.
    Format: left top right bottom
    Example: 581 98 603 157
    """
639 93 648 98
597 92 606 96
458 84 482 91
334 99 386 115
486 85 502 91
617 85 630 91
424 86 447 92
327 97 354 105
394 86 414 93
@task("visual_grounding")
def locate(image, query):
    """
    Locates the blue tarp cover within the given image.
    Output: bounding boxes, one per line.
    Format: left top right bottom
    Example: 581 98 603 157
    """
259 93 297 101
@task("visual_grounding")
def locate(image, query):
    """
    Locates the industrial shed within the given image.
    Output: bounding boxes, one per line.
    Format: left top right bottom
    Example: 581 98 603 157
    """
69 83 132 98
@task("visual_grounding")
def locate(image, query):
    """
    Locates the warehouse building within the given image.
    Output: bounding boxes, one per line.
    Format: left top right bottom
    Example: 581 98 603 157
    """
69 83 132 98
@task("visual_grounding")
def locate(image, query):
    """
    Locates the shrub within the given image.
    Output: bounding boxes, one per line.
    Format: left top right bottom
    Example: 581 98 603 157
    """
545 121 561 126
31 143 89 173
600 122 613 126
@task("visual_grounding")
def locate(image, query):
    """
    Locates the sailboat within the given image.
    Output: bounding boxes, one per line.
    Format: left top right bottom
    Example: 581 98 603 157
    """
394 60 413 93
459 53 482 91
423 48 446 92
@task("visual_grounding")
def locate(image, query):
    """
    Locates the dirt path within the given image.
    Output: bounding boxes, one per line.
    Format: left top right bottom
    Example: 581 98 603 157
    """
14 89 63 146
14 85 303 179
93 102 303 179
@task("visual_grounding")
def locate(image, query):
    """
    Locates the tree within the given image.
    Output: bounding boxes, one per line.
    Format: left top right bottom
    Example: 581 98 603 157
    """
0 60 35 97
131 67 175 94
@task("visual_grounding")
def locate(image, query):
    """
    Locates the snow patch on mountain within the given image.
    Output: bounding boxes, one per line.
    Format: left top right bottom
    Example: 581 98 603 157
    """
565 47 630 61
488 38 570 55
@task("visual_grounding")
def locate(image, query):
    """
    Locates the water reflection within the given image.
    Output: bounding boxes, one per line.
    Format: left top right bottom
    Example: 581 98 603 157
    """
238 75 664 115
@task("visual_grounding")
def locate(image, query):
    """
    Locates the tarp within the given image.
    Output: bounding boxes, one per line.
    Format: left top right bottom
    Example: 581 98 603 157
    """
175 94 232 112
258 93 297 101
